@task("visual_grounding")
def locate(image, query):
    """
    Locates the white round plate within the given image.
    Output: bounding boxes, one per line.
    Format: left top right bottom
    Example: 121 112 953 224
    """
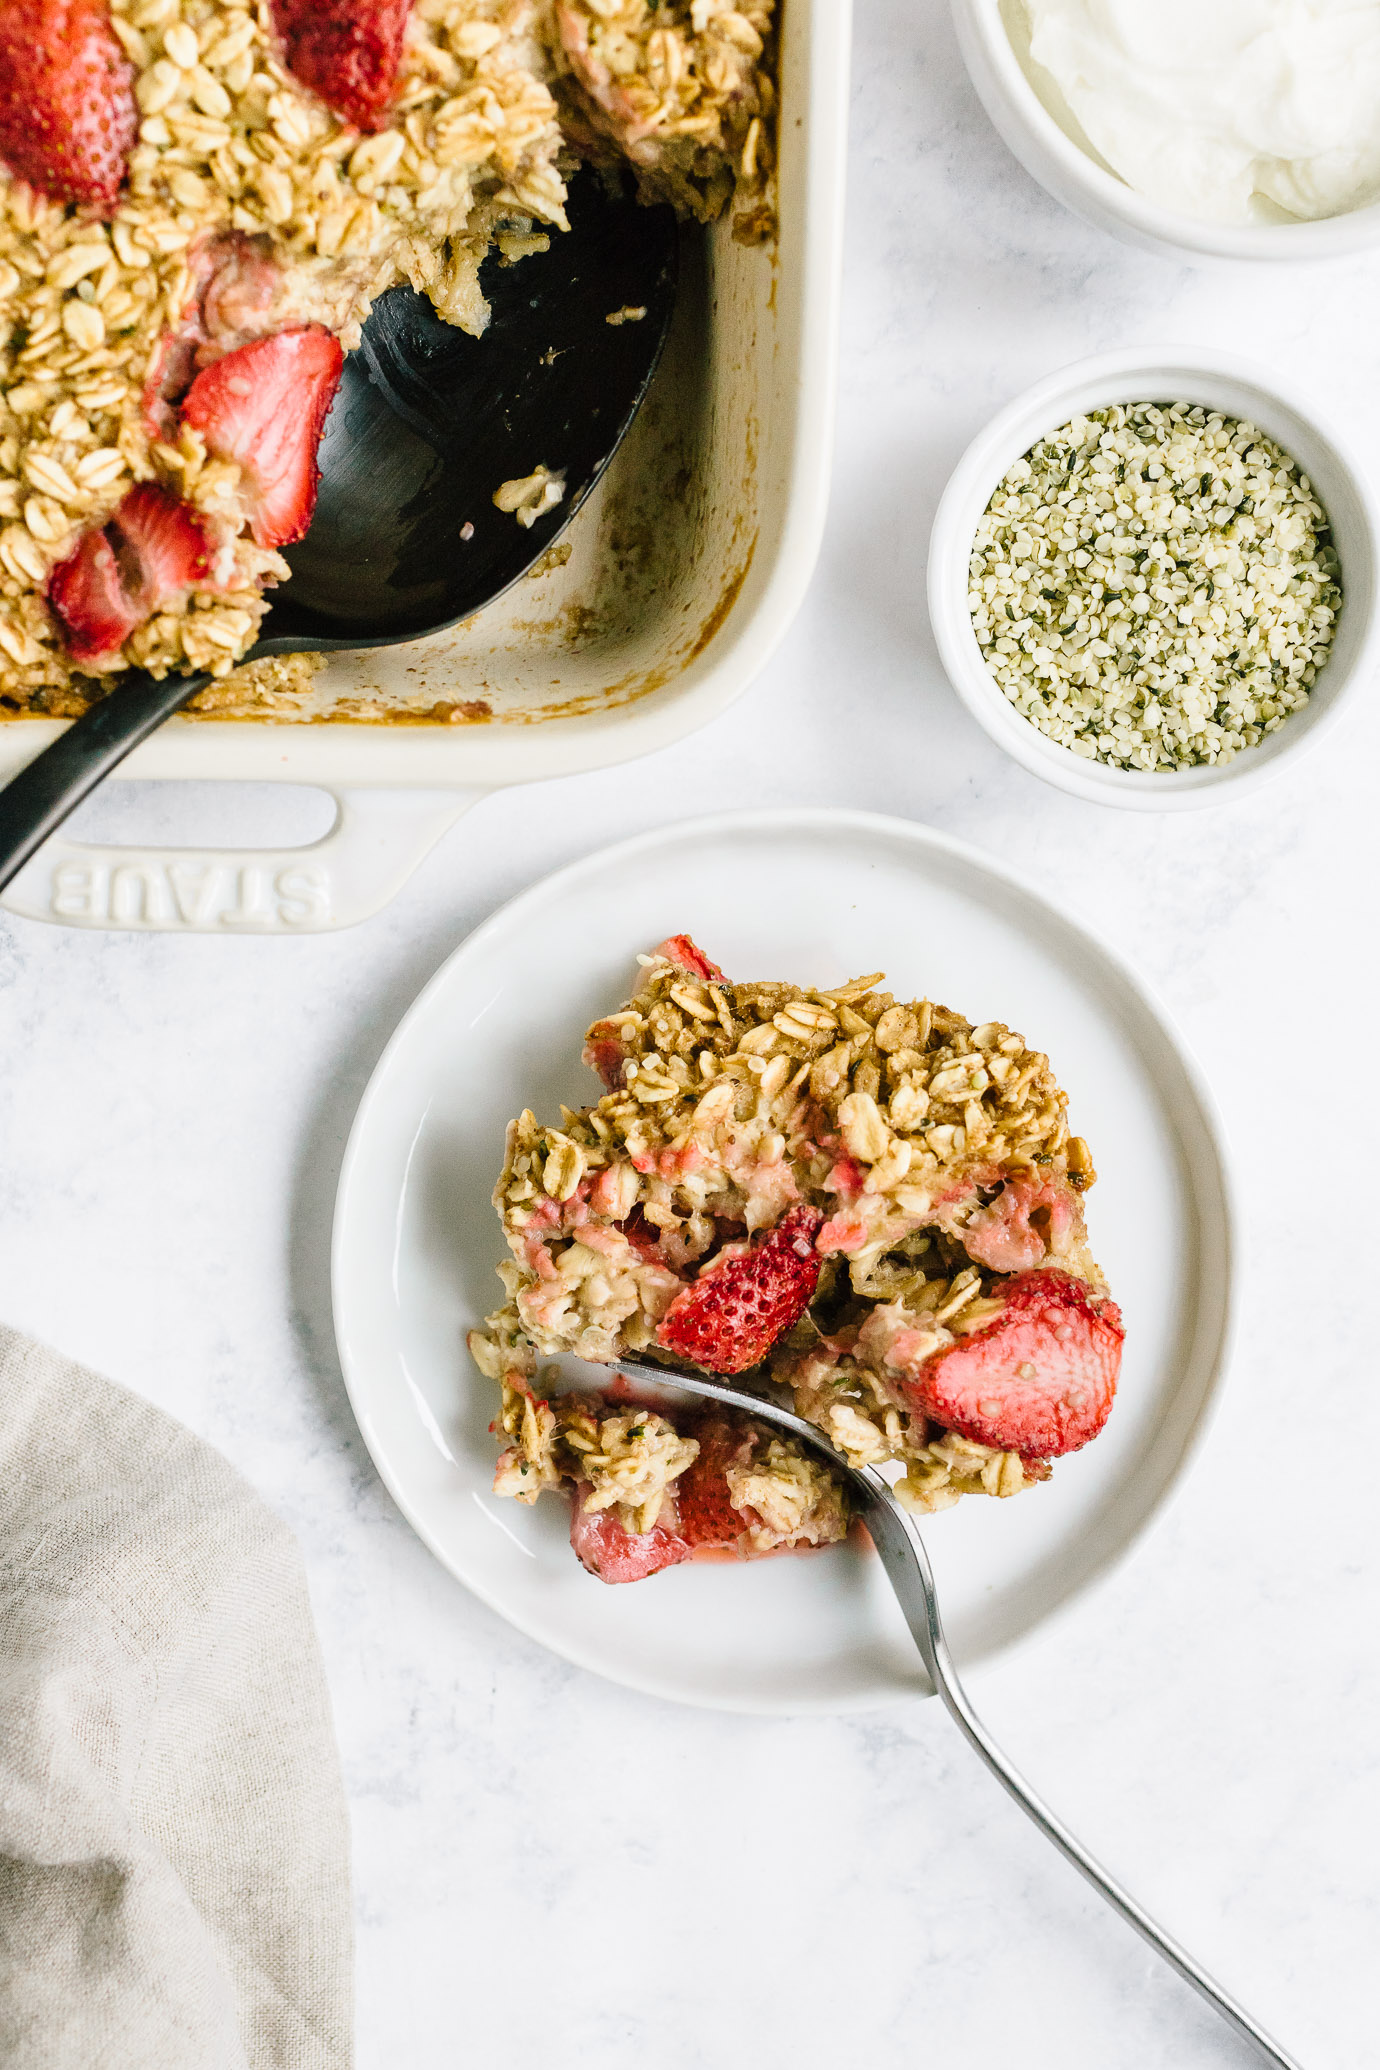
332 808 1235 1714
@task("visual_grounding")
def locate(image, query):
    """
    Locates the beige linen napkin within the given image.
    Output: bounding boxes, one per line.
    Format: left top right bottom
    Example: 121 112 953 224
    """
0 1326 352 2070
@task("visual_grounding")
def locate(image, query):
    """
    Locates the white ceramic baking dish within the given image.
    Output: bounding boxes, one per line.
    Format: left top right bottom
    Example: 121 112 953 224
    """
0 0 850 934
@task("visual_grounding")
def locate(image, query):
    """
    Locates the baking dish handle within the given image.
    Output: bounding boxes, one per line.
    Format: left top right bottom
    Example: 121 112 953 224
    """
0 785 487 933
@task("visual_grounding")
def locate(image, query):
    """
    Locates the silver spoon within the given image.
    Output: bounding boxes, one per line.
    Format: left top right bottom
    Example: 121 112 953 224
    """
607 1353 1303 2070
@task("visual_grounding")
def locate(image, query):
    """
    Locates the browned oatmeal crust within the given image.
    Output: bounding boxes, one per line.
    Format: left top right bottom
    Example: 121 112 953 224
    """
548 0 776 224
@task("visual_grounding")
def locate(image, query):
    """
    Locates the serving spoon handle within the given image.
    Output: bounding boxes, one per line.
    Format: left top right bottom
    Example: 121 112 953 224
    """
608 1359 1302 2069
0 666 211 892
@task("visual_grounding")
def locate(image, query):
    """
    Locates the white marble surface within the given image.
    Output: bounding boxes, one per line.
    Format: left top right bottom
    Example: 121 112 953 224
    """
2 4 1378 2064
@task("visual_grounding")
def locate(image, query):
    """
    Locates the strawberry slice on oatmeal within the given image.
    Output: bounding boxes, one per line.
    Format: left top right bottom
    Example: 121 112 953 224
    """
0 0 138 216
656 1203 824 1374
268 0 412 134
469 940 1125 1582
47 481 224 664
180 327 345 548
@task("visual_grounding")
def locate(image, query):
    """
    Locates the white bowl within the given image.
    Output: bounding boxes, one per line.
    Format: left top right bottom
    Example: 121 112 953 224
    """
951 0 1380 262
927 347 1380 810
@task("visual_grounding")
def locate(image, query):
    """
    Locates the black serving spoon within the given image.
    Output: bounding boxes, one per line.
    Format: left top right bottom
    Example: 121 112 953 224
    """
0 170 677 892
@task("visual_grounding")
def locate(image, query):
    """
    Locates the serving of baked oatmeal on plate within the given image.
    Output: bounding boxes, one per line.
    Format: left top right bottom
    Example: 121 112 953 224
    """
471 935 1124 1583
332 807 1233 1711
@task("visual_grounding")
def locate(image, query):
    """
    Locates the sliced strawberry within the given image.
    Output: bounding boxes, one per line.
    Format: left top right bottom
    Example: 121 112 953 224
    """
904 1269 1123 1458
656 1203 823 1374
569 1488 690 1584
269 0 411 133
46 484 219 666
675 1414 757 1548
46 528 141 667
583 1026 630 1090
616 1205 665 1265
655 934 723 980
0 0 137 215
180 327 345 549
144 331 203 447
112 481 218 599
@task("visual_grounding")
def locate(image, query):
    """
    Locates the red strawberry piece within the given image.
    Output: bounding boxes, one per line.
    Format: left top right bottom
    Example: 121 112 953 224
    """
824 1155 866 1201
583 1026 630 1090
0 0 137 215
616 1205 665 1265
569 1488 690 1584
904 1268 1123 1459
269 0 411 133
46 528 140 667
46 484 219 666
144 330 204 446
656 1203 823 1374
654 934 723 980
675 1414 758 1549
113 480 219 599
180 326 345 549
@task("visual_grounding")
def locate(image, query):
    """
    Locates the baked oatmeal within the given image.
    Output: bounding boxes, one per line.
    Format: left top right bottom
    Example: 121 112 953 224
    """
549 0 776 226
0 0 776 716
469 937 1124 1584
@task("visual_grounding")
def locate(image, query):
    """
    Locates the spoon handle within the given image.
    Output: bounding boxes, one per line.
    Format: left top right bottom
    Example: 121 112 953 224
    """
862 1487 1303 2070
0 667 212 892
604 1361 1303 2067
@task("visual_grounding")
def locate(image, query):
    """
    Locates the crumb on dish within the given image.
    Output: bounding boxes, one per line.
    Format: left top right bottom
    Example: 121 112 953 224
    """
492 461 565 526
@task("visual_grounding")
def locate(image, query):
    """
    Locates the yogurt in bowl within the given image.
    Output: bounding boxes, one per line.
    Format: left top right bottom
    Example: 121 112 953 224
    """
951 0 1380 258
1021 0 1380 228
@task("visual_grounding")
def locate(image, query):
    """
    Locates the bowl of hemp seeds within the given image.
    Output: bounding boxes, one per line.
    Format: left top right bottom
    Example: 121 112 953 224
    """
927 347 1380 808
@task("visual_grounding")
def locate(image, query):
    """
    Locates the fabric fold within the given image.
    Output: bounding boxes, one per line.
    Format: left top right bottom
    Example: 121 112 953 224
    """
0 1326 352 2070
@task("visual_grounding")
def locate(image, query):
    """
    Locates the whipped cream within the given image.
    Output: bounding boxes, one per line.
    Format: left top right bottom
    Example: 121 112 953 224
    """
1020 0 1380 225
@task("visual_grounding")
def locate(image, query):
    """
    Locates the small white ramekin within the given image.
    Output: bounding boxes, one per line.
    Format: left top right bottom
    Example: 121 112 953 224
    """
927 347 1380 809
951 0 1380 263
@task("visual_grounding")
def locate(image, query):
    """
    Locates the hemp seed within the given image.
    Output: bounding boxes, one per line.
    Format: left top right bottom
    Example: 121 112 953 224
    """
967 402 1342 770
